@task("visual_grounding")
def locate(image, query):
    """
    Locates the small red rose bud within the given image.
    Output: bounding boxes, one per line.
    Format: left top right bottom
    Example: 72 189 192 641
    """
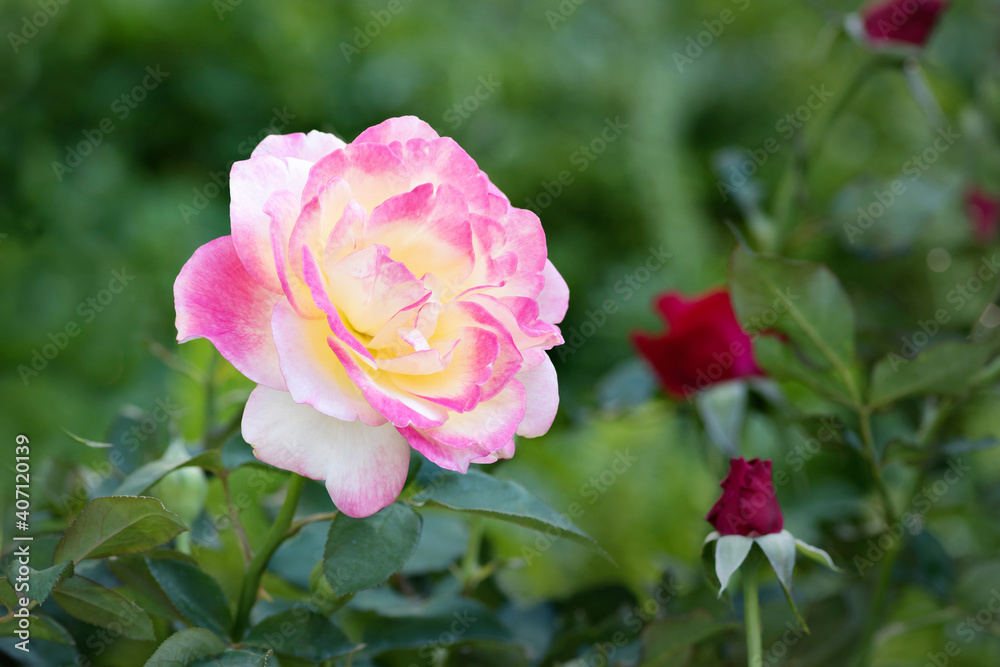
631 289 761 400
966 186 1000 244
706 457 784 537
861 0 948 47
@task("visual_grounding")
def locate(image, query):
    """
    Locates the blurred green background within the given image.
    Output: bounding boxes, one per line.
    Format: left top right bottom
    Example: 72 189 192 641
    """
3 0 1000 664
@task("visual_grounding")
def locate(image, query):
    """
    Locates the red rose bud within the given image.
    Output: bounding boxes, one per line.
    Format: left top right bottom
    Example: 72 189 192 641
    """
862 0 948 47
631 289 761 400
706 458 784 537
966 187 1000 244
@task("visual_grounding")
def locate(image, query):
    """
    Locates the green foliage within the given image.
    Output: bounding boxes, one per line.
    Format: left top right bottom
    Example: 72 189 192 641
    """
51 575 155 641
243 610 356 661
323 503 422 597
53 496 189 563
146 557 232 638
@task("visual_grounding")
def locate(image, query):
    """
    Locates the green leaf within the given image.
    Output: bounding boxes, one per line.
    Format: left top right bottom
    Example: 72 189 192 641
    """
413 467 608 560
189 648 272 666
144 627 227 667
53 496 189 563
359 598 512 655
108 551 195 621
147 557 232 637
640 611 739 666
0 577 16 610
114 450 220 496
0 611 75 645
308 562 352 616
753 336 857 405
730 247 859 403
10 561 74 604
51 575 155 641
244 610 357 661
868 342 993 408
323 502 421 596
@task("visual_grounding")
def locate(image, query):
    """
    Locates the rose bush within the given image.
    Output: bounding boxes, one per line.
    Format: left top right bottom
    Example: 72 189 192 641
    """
174 116 568 517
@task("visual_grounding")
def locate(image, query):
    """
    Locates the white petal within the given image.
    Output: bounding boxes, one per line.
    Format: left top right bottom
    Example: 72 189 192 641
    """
756 530 797 593
515 352 559 437
242 386 411 518
795 538 842 572
715 534 754 597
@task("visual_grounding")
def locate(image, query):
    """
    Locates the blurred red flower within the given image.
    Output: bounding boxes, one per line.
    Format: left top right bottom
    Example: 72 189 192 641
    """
862 0 948 46
966 186 1000 244
632 290 761 400
706 458 784 537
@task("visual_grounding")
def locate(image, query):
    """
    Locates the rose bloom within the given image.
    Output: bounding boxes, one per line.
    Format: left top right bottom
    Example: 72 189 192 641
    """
861 0 948 46
706 458 784 537
174 117 568 517
966 186 1000 244
631 289 760 399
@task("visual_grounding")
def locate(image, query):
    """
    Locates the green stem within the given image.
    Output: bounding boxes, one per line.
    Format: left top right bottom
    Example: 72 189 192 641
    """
855 396 953 665
743 555 763 667
460 516 485 594
231 473 306 639
859 408 896 523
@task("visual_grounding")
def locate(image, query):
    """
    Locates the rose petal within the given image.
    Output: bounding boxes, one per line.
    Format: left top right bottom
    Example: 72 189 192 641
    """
174 236 285 390
230 155 312 293
242 386 410 518
252 130 346 162
515 352 558 437
353 116 441 146
271 300 384 425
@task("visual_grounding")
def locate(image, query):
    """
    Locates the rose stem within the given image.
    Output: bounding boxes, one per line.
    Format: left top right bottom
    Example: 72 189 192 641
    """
231 472 306 639
743 551 763 667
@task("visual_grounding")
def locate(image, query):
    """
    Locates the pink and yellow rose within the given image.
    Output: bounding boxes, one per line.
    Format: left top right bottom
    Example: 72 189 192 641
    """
174 117 567 517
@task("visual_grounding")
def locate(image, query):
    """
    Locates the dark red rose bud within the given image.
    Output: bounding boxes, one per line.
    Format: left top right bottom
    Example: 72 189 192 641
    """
706 458 784 537
631 289 761 399
966 186 1000 244
862 0 948 47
